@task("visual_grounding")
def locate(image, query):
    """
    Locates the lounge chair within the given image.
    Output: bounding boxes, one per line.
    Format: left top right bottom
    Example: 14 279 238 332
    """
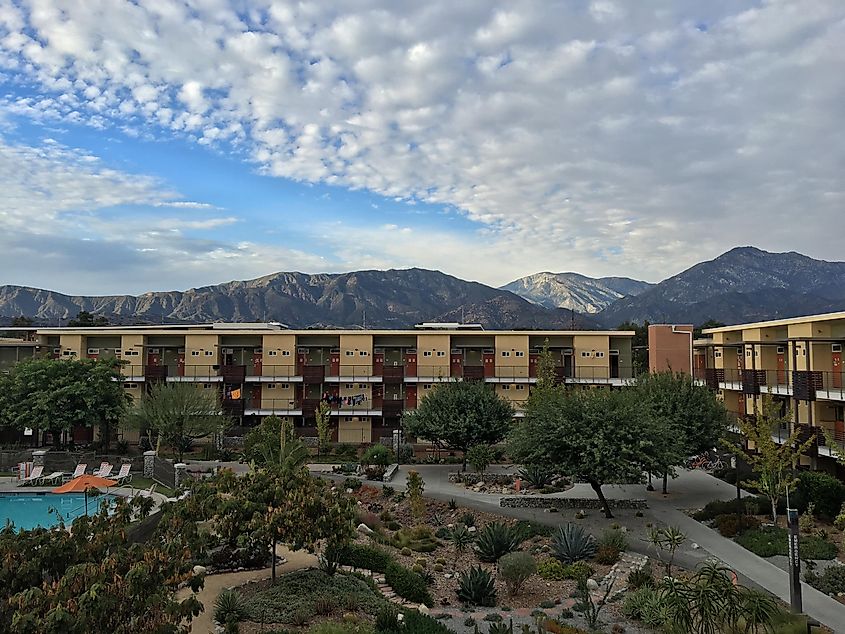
114 463 132 485
17 465 43 486
93 463 113 478
39 471 64 486
66 463 86 481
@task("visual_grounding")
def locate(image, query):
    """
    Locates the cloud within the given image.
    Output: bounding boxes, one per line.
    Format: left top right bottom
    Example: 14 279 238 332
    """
153 201 221 210
0 0 843 287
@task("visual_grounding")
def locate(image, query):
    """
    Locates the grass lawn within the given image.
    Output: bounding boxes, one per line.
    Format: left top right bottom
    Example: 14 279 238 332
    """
126 476 176 498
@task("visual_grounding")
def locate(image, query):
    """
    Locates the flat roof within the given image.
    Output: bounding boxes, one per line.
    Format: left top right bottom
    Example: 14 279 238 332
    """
702 310 845 335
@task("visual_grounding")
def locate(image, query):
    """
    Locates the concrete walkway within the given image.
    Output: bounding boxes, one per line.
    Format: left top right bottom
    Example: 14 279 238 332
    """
178 545 317 634
369 465 845 632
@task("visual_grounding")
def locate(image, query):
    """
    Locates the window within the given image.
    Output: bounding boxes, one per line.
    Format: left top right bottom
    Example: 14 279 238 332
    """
87 348 99 355
358 383 366 389
580 351 591 358
437 351 446 357
268 383 276 389
715 350 723 358
423 351 432 357
833 344 842 353
203 383 214 389
123 382 137 389
501 351 510 357
423 384 432 389
501 384 510 390
516 385 526 391
345 350 354 356
204 350 214 357
746 349 752 357
280 383 290 389
268 350 278 357
345 417 353 422
191 350 200 357
345 383 353 389
282 350 291 356
595 351 605 358
515 351 525 357
359 350 369 356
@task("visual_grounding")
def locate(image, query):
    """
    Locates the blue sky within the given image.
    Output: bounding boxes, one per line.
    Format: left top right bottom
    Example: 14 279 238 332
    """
0 1 842 295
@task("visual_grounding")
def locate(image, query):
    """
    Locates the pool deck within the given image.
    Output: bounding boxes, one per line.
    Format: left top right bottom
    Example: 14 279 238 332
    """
0 476 170 508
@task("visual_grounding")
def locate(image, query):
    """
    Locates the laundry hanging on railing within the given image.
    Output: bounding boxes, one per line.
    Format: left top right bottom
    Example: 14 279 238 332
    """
321 392 368 406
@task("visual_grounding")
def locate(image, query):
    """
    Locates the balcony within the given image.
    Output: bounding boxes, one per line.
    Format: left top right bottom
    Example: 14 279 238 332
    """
323 364 381 382
145 365 168 381
382 366 405 384
222 398 245 416
248 364 300 382
244 398 303 416
169 364 221 381
816 371 845 402
382 399 405 417
302 365 326 384
461 366 485 381
221 364 247 383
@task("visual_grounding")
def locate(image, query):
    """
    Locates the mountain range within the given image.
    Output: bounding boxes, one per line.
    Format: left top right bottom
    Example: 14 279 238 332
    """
1 247 843 329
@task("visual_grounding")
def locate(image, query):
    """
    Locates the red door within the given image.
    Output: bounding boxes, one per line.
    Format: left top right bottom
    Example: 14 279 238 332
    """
330 352 340 377
483 352 495 378
833 349 842 388
777 348 786 385
405 352 417 377
147 350 161 366
250 385 261 408
296 351 307 374
450 352 463 378
738 395 746 417
373 385 384 408
177 350 185 377
373 352 384 376
406 384 417 408
528 353 539 378
252 351 263 377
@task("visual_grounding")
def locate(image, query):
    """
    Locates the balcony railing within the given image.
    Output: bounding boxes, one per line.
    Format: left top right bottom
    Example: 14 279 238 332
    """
254 364 299 379
177 365 221 380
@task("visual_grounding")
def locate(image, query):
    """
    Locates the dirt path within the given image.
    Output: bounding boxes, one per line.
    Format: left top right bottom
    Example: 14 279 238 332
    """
179 546 318 633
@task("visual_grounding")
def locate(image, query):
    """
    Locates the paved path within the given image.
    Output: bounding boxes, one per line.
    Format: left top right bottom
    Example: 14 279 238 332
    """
179 546 317 634
358 465 845 632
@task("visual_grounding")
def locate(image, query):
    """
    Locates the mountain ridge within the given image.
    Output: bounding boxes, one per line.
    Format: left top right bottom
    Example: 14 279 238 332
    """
501 271 653 313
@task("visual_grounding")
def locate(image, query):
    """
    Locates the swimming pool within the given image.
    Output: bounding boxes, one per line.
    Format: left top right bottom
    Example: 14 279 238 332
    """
0 492 116 530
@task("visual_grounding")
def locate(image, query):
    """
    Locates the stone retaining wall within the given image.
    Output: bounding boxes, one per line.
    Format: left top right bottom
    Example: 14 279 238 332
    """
500 496 647 510
448 472 515 485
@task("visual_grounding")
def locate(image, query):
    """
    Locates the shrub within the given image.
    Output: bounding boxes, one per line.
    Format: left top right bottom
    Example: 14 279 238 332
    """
597 528 628 552
332 544 394 573
714 513 761 538
794 470 845 519
626 564 654 590
693 496 772 521
537 559 593 581
391 527 439 553
498 552 536 596
515 520 553 538
361 444 394 468
595 545 620 565
397 443 415 464
214 589 248 629
804 565 845 595
344 477 362 491
736 526 838 560
467 445 494 474
622 587 663 625
460 512 476 527
457 566 497 607
381 485 395 499
375 606 400 632
517 464 554 488
551 523 596 564
385 562 433 606
799 502 817 533
314 595 338 616
475 522 528 563
835 504 845 531
449 524 475 556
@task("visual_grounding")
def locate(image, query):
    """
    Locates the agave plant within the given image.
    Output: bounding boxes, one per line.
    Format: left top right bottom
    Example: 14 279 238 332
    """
450 524 476 560
475 521 528 563
517 464 554 488
551 523 596 564
213 589 248 633
457 565 497 607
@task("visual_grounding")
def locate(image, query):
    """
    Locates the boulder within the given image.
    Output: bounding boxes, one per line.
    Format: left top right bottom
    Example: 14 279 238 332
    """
192 565 207 576
357 523 375 535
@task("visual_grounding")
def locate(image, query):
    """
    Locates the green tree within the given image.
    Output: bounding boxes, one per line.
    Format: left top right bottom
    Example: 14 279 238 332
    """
315 400 332 455
466 445 494 475
635 371 729 493
402 381 514 471
0 358 129 449
406 470 426 523
535 339 558 392
243 414 297 464
126 382 230 461
510 387 650 518
67 310 110 327
723 396 813 524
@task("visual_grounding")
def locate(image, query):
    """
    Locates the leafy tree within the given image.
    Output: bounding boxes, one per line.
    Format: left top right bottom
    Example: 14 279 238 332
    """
243 414 297 464
635 371 729 493
0 496 204 632
406 470 426 523
126 382 230 461
645 525 686 576
466 445 494 475
510 387 650 518
535 339 559 392
0 358 129 449
402 381 514 471
67 310 110 327
723 396 813 524
315 400 332 455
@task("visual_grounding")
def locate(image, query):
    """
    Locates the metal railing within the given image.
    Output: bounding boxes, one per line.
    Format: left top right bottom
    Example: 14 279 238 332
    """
249 364 298 379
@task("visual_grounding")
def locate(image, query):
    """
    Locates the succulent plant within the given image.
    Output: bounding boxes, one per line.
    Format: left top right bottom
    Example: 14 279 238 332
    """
457 565 497 607
551 523 597 564
475 522 528 563
517 464 554 488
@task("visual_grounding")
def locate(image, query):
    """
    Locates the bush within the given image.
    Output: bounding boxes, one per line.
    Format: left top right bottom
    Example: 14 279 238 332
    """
376 609 453 634
391 527 439 553
332 544 394 573
835 504 845 531
622 587 664 625
794 471 845 519
475 522 528 563
517 464 554 488
626 564 655 590
498 552 536 596
214 589 248 628
115 439 129 455
714 513 761 538
461 512 476 527
693 496 772 521
736 526 838 560
466 445 495 474
805 565 845 595
385 562 433 606
597 528 628 552
551 523 596 563
361 444 394 468
537 559 593 581
344 478 362 491
515 520 553 538
595 545 620 565
397 443 415 464
457 566 497 607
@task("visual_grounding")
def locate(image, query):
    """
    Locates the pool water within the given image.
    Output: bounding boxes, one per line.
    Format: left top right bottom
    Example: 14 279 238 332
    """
0 493 116 530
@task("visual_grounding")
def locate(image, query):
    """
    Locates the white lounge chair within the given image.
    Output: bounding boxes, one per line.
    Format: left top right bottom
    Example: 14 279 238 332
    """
93 462 113 478
39 471 64 486
17 465 43 486
67 463 86 481
114 463 132 485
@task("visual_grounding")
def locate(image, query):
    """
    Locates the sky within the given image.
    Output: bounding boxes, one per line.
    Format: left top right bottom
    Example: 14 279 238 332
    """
0 0 843 296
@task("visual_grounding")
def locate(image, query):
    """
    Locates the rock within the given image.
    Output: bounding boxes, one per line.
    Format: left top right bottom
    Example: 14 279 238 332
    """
418 604 430 614
357 523 375 535
691 542 701 550
586 579 599 590
468 526 477 533
444 573 454 579
192 565 207 576
346 488 354 494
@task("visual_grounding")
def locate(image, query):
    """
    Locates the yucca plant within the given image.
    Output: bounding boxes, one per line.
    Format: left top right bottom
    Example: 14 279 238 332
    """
517 464 554 488
450 524 475 560
457 565 497 606
213 589 248 633
551 523 596 563
475 521 528 563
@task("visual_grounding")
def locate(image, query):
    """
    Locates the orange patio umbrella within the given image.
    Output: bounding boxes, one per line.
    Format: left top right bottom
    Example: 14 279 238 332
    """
52 474 118 516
